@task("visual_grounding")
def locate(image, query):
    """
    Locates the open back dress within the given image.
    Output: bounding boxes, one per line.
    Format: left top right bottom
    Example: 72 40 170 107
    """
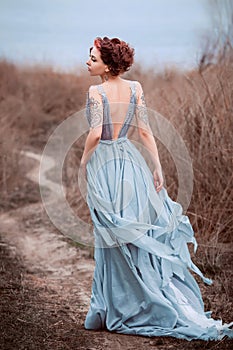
84 80 233 341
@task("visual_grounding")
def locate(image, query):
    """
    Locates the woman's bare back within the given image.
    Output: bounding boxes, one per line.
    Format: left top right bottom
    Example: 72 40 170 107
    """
100 78 135 140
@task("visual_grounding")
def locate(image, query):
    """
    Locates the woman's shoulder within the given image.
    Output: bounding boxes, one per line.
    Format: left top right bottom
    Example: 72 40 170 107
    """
122 78 141 86
120 79 142 95
86 84 103 101
89 79 141 87
87 84 103 96
87 80 142 95
126 80 143 93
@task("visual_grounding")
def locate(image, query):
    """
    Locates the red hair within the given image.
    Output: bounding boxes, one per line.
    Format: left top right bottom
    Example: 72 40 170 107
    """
91 36 135 76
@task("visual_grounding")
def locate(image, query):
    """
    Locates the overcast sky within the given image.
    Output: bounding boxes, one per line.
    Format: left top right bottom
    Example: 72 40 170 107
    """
0 0 213 72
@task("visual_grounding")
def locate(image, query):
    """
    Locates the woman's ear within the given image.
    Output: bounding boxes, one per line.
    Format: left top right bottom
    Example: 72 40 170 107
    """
105 66 110 73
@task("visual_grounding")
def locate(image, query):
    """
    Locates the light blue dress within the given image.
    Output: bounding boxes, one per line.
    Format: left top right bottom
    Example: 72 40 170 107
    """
84 81 233 341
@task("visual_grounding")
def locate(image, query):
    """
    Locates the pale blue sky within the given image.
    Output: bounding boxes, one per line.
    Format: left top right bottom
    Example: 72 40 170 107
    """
0 0 213 72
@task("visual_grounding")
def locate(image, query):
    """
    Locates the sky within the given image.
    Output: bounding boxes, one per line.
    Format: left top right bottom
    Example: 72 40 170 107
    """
0 0 214 72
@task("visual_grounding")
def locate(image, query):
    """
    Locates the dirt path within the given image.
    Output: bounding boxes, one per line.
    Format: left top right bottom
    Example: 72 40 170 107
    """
0 148 232 349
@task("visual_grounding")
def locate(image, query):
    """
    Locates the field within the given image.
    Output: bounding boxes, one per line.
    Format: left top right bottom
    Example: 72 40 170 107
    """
0 49 232 349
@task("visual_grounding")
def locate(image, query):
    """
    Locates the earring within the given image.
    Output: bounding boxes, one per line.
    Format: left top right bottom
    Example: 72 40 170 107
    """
104 72 109 81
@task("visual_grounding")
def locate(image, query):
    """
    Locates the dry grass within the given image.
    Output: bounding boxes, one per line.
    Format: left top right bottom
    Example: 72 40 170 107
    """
0 38 233 349
127 57 233 274
1 50 232 269
0 58 92 208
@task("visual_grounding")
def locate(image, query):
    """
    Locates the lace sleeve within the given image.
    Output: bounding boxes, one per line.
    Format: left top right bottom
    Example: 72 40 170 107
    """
135 82 152 135
85 86 103 130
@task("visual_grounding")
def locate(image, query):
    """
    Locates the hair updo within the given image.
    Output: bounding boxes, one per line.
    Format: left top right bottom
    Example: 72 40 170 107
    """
92 36 135 76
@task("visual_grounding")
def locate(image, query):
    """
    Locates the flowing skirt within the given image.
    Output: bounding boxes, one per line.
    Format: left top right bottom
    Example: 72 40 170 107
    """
84 136 233 341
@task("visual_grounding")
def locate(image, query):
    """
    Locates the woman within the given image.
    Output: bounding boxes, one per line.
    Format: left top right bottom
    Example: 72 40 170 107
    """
80 36 233 341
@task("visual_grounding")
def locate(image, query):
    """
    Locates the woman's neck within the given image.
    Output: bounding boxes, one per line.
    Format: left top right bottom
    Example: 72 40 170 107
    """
100 74 122 84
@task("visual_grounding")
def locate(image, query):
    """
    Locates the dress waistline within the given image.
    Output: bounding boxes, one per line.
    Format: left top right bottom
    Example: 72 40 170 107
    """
99 136 128 145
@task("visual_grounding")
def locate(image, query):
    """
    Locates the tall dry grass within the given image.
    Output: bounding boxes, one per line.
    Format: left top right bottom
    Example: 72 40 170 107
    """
1 48 232 269
141 58 233 248
128 53 233 272
0 59 92 209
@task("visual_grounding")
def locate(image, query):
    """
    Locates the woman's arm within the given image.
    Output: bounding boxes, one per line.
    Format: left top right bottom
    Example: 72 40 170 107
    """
138 130 164 193
139 131 162 168
80 86 103 166
135 82 164 192
80 129 101 166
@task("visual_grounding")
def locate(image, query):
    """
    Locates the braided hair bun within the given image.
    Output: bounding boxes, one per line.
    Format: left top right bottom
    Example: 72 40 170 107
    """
94 36 135 76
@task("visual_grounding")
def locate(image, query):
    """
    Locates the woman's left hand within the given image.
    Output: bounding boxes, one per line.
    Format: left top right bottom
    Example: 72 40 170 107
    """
153 167 164 193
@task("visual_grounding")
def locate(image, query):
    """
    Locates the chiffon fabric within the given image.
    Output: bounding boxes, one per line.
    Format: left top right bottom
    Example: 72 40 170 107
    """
84 81 233 341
